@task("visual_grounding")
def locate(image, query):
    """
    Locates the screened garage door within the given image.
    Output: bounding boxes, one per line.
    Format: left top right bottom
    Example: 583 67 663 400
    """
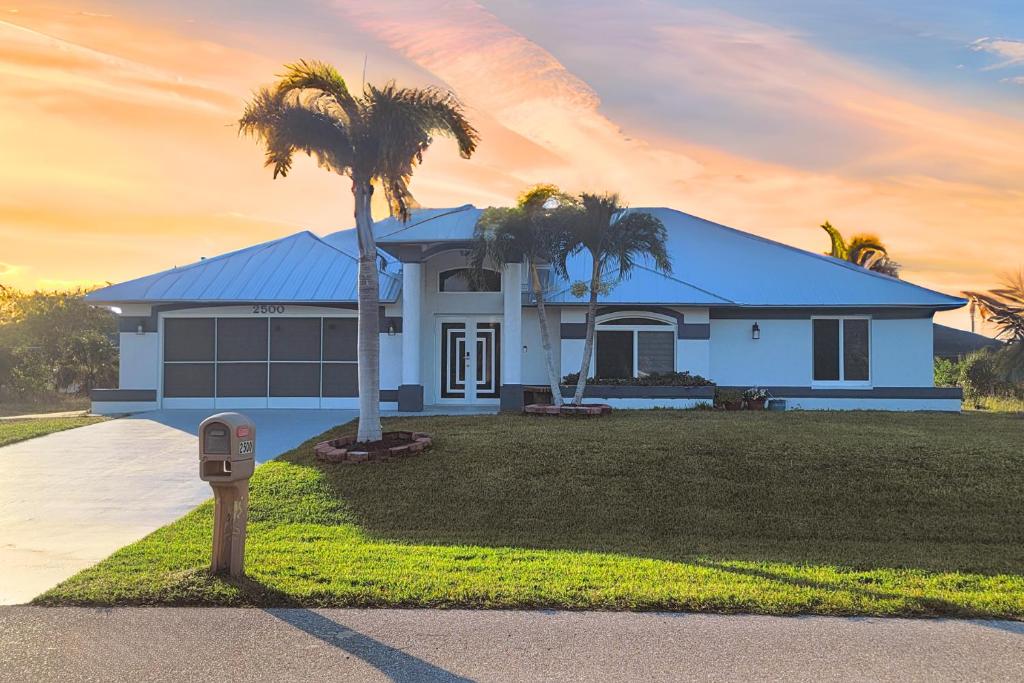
162 316 358 407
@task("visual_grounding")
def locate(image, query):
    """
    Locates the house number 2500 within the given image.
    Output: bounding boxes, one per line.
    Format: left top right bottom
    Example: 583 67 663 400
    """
252 304 285 314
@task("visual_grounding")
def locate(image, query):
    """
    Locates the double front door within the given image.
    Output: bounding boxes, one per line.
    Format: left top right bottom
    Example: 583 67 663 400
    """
438 317 501 403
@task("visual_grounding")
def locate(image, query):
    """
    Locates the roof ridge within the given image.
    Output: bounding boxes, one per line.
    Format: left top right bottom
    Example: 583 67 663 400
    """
374 204 477 240
632 262 736 304
651 207 964 305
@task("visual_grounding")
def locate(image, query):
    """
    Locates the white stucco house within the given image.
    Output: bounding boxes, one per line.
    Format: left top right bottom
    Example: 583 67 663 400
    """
86 205 965 414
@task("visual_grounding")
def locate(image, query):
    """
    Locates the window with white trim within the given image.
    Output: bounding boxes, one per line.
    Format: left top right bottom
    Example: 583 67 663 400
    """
594 314 676 379
812 317 870 383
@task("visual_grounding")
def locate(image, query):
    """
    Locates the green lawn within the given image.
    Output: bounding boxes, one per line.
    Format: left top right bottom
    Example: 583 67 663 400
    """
0 416 105 447
37 411 1024 619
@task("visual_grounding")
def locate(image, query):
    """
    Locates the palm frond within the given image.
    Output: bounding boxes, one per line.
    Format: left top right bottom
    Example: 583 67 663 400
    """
963 271 1024 343
363 82 479 220
820 221 847 259
239 87 353 178
275 59 361 124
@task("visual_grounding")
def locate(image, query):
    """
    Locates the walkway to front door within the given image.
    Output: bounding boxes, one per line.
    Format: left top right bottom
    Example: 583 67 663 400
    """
437 317 501 404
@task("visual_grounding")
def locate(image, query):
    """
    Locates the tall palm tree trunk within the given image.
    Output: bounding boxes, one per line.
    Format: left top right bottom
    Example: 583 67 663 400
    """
530 262 564 406
572 259 601 405
353 181 382 443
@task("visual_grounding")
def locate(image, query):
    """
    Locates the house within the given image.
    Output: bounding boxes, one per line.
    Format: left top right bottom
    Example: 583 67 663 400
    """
86 205 965 414
933 323 1002 360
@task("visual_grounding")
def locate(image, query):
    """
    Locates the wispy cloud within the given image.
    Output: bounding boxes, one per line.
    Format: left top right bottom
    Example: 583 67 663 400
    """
971 37 1024 70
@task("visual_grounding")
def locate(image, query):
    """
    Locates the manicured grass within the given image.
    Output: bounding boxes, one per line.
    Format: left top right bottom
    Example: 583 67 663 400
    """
37 411 1024 618
0 416 105 447
0 394 90 417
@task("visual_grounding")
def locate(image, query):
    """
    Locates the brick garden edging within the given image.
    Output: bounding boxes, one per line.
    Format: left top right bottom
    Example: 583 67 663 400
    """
523 403 612 417
314 431 433 464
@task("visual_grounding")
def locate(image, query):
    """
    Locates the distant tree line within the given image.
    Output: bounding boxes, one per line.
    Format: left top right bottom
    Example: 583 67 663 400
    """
0 286 117 401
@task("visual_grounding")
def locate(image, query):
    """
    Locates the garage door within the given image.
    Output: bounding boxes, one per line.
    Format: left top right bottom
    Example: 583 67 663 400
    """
162 316 358 407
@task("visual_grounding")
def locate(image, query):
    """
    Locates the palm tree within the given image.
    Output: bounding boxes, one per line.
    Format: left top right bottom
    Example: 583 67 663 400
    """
557 194 670 405
820 221 900 277
964 271 1024 343
469 185 570 404
240 60 478 442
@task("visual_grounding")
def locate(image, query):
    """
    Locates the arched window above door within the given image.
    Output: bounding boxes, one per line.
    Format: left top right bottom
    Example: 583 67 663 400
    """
438 268 501 293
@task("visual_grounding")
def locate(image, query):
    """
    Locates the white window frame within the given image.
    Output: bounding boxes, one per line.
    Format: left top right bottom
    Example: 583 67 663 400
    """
593 312 677 378
437 267 502 294
810 315 872 388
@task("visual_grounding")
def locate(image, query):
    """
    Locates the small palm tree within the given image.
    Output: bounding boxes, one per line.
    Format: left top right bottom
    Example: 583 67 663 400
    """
820 221 900 277
469 185 570 404
240 60 478 442
558 194 671 405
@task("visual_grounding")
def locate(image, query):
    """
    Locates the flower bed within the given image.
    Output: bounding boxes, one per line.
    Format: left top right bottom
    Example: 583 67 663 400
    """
524 403 612 417
314 431 432 464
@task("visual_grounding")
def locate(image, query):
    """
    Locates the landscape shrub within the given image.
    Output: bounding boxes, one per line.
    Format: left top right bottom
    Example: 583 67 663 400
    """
958 350 1000 405
561 371 715 387
933 357 959 387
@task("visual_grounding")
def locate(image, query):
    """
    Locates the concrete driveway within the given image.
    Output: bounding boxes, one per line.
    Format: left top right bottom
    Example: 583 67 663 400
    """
0 409 354 605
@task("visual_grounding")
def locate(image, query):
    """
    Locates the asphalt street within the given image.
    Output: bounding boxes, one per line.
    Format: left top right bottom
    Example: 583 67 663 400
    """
1 607 1022 682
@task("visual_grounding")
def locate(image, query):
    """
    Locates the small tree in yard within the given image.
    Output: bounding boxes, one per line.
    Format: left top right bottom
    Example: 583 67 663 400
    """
469 185 571 404
558 194 670 405
240 60 477 442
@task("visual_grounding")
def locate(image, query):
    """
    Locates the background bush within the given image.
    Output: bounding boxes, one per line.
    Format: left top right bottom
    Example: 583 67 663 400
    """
0 286 117 400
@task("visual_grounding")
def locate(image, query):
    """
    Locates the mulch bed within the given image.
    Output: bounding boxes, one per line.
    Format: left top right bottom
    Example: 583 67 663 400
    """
523 403 612 417
314 430 432 464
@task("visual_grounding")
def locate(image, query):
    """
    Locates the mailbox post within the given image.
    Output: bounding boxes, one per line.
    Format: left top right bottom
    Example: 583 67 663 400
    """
198 412 256 578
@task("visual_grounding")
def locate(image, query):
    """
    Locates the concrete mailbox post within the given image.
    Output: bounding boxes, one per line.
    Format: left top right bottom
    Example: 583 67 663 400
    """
198 412 256 578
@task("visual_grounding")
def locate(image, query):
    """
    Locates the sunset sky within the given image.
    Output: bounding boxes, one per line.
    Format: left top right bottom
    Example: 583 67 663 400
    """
2 1 1023 332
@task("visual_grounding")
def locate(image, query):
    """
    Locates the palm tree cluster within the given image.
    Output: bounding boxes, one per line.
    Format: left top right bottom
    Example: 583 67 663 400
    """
239 59 478 442
471 186 671 406
820 221 900 277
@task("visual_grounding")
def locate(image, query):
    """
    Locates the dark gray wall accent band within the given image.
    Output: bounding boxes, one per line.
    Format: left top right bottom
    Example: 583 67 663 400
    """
91 389 157 402
560 322 587 339
560 307 711 340
500 384 524 411
380 389 399 402
720 386 962 399
397 384 424 412
678 323 711 340
558 385 715 398
709 307 936 320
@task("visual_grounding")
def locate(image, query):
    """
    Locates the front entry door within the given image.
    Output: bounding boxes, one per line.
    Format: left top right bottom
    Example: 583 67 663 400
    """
439 318 501 403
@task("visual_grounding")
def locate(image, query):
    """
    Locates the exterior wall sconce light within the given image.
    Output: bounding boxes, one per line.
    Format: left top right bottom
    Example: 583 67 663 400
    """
387 321 396 336
136 322 145 335
522 345 528 353
752 322 761 340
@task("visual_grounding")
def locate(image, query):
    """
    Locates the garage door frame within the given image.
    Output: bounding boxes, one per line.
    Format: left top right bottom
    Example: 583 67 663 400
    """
159 305 362 410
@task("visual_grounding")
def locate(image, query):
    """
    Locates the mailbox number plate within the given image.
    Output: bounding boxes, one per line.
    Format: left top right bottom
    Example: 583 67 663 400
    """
238 440 254 456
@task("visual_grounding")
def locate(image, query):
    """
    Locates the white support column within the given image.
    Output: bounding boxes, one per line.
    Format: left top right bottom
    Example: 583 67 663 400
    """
501 262 523 410
399 262 423 410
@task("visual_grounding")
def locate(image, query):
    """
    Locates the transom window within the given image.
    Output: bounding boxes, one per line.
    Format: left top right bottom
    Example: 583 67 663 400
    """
812 317 870 383
594 314 676 379
438 268 501 293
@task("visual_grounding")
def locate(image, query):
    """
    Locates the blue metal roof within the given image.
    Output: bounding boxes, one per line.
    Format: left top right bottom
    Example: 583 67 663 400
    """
549 208 965 310
372 204 482 244
85 231 401 303
88 206 965 311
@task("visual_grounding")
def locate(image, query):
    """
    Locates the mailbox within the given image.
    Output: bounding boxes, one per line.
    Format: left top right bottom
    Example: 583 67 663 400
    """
199 412 255 483
198 411 255 578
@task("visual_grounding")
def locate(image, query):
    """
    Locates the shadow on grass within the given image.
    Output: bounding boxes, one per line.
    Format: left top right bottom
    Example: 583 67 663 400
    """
229 577 473 682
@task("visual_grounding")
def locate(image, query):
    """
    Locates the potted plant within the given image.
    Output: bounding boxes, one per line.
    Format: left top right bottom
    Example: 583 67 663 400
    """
715 388 745 411
743 387 769 410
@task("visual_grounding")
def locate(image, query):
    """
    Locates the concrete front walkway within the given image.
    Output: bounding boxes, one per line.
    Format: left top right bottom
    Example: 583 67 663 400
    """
1 607 1022 682
0 409 355 605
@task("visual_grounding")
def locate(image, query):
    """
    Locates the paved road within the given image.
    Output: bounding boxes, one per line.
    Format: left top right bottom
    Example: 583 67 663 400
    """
0 409 355 604
0 607 1021 682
